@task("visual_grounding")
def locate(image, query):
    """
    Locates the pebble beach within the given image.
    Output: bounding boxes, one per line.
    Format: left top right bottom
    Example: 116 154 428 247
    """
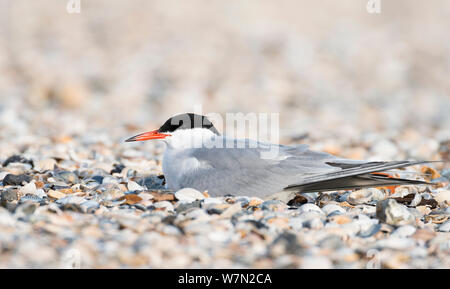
0 105 448 268
0 1 449 268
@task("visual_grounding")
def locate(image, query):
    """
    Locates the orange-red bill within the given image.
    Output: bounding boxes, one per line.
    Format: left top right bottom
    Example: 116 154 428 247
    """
125 130 170 142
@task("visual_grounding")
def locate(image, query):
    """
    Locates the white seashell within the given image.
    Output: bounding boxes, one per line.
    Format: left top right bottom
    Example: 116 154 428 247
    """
175 188 205 202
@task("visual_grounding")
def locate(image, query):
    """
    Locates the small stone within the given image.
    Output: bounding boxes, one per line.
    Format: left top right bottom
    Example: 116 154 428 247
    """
140 199 153 207
220 203 242 218
0 171 7 181
56 196 86 206
90 175 104 184
289 217 304 231
175 200 202 213
53 182 72 191
151 192 175 202
319 236 344 250
418 197 438 209
34 189 46 198
348 188 384 205
137 192 154 201
4 163 32 174
59 188 74 194
392 186 418 198
47 190 66 199
133 204 147 211
19 182 37 196
60 203 83 213
270 233 301 256
421 192 433 200
2 174 32 186
14 202 39 220
412 229 436 242
202 197 223 205
316 193 337 207
338 192 350 202
261 200 288 212
80 200 100 213
19 195 45 205
2 155 34 168
375 237 415 250
415 205 431 216
391 225 417 238
137 175 165 190
266 217 290 229
301 192 319 203
321 204 346 216
175 188 205 202
126 169 138 178
153 201 174 212
298 203 323 214
102 176 119 184
329 215 352 225
248 198 263 207
36 158 56 171
438 220 450 232
287 194 308 206
236 197 249 206
1 189 18 202
421 166 440 180
0 207 16 226
393 193 438 208
127 181 144 192
359 223 381 238
99 189 124 201
297 211 325 229
409 193 422 207
110 163 125 174
376 199 415 226
35 181 44 189
433 189 450 204
206 204 230 214
118 194 143 205
56 171 79 184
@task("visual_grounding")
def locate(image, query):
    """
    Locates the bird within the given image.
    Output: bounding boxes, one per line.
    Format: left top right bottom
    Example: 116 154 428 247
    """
125 113 431 197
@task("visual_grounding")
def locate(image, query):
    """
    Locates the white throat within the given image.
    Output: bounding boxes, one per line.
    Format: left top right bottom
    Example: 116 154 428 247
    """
163 128 218 149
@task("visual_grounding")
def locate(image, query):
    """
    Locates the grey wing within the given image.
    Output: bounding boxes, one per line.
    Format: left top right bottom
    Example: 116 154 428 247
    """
177 137 432 196
178 140 341 197
279 143 431 190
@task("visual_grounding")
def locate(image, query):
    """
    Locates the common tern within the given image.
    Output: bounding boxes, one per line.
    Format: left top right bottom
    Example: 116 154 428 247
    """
126 113 430 197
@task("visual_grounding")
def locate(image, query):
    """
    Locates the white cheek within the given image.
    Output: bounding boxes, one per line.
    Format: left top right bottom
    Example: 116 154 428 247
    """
165 129 216 149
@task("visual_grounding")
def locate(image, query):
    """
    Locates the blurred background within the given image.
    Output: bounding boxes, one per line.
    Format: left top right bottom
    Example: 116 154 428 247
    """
0 0 449 161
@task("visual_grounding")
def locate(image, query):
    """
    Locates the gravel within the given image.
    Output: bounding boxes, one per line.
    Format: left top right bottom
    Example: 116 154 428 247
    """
0 150 444 269
0 157 448 268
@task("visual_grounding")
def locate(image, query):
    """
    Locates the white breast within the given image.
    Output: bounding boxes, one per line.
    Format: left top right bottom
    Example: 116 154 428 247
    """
161 128 217 190
162 148 199 190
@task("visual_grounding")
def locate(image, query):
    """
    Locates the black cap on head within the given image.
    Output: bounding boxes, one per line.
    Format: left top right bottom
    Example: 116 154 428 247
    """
158 113 220 135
